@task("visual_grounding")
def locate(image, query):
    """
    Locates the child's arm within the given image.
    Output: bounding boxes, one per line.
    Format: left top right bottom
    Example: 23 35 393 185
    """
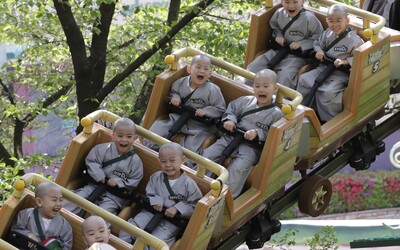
295 14 323 51
168 77 185 106
11 209 34 237
200 84 226 118
173 180 202 219
146 172 164 208
269 8 285 44
61 219 73 250
85 145 106 182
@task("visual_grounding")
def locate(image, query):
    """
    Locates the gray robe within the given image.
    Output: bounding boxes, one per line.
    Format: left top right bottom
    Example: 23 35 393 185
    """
245 8 323 88
363 0 395 27
297 28 364 121
63 142 144 215
119 171 202 247
202 96 284 198
144 76 226 156
11 207 73 250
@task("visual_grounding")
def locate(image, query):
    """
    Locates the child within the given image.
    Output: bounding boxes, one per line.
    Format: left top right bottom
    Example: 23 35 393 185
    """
203 69 284 199
244 0 323 88
119 142 202 247
82 216 110 249
63 118 144 217
144 55 226 158
296 4 364 122
11 182 73 250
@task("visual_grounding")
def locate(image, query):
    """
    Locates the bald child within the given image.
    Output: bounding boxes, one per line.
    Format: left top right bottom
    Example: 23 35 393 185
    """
203 69 284 198
82 216 111 249
11 182 73 249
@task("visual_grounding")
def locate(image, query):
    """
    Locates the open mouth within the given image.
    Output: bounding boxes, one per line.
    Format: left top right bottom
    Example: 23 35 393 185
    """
289 9 296 14
119 143 128 148
197 75 204 81
258 95 267 101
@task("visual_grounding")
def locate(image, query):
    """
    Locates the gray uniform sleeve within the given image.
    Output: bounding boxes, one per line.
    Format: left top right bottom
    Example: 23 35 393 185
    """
202 84 226 118
347 35 364 66
60 218 73 250
147 172 164 206
11 209 31 236
174 179 202 219
222 97 244 125
298 14 323 51
270 8 283 38
86 145 106 182
169 77 185 100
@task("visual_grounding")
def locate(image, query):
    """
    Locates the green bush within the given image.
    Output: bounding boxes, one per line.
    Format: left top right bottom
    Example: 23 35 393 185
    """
279 170 400 219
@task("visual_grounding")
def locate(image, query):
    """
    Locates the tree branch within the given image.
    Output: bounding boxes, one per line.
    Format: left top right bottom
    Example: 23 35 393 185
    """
96 0 216 102
0 78 16 105
22 82 74 124
0 141 14 167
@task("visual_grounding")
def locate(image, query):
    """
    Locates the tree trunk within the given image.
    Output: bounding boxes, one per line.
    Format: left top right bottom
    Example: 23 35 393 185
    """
130 0 182 124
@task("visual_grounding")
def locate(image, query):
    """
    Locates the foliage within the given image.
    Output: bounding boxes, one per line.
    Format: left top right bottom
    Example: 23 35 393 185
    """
279 170 400 219
272 228 299 250
304 226 339 250
271 226 338 250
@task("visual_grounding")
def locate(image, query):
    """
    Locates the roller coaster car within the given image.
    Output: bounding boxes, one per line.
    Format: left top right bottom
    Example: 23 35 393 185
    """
51 118 229 249
141 47 306 248
0 188 132 250
245 0 395 171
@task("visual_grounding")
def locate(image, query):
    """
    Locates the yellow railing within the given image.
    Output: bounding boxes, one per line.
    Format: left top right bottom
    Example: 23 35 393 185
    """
13 173 169 250
81 110 228 197
0 239 18 250
164 47 302 120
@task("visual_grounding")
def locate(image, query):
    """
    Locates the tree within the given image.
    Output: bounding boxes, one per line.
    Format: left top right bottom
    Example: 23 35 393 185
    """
0 0 258 186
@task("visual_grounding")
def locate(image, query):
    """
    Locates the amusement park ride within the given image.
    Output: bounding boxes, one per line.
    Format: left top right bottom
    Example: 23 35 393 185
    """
1 0 400 249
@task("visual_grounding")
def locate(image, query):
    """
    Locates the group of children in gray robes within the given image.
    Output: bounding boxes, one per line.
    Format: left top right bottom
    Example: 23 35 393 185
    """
246 1 365 122
245 1 323 88
144 55 226 156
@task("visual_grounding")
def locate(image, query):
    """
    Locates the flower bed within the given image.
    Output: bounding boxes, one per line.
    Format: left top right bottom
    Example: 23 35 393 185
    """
279 170 400 219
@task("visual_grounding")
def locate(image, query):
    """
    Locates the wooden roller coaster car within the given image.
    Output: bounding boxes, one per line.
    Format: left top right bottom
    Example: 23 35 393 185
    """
143 47 305 248
0 174 167 250
245 0 395 172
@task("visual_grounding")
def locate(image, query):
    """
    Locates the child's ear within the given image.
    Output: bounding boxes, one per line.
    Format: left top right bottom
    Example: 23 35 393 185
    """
181 155 187 164
274 84 279 93
35 197 43 208
186 65 192 74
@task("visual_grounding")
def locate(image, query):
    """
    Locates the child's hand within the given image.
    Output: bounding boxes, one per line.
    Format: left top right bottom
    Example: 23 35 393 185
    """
152 204 163 212
107 178 117 187
334 59 348 68
99 178 105 184
27 232 38 248
244 129 258 141
165 207 178 218
315 50 325 61
171 96 181 106
289 42 300 50
195 109 205 117
275 36 285 46
223 120 236 132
